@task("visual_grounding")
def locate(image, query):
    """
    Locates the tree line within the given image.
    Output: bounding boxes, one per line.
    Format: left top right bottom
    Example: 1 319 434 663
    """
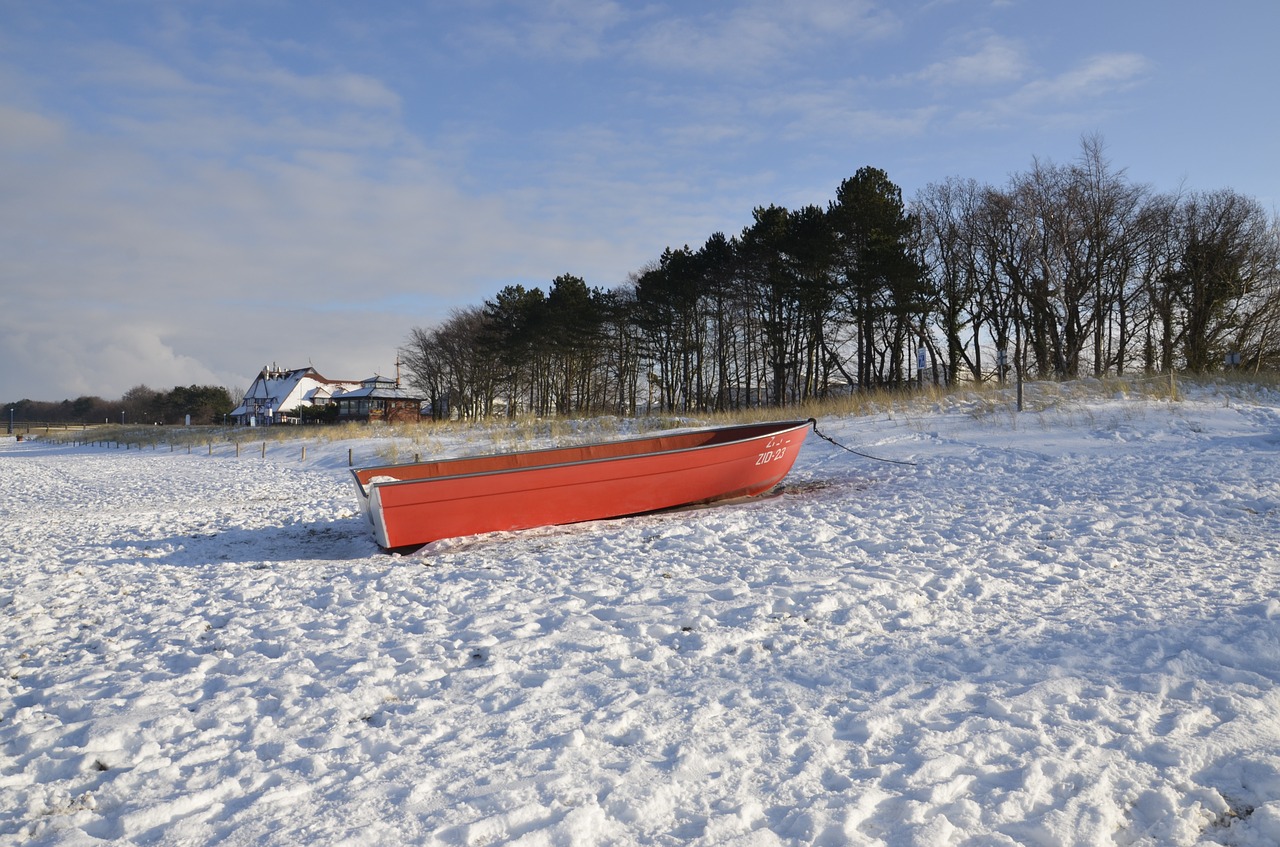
5 384 236 426
402 137 1280 419
918 136 1280 382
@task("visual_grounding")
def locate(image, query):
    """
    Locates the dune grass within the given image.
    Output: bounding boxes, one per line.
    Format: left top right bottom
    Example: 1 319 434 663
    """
33 372 1276 459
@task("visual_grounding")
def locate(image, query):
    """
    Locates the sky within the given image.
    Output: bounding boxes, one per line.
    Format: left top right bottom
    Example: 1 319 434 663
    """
2 0 1277 404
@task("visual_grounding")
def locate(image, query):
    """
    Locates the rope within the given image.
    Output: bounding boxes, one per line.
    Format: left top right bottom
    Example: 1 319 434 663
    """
808 418 918 466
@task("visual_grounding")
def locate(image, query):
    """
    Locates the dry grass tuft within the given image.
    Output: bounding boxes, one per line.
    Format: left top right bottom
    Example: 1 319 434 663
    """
30 371 1278 453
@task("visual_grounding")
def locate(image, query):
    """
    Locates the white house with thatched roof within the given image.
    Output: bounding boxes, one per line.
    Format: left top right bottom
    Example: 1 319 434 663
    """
230 365 361 425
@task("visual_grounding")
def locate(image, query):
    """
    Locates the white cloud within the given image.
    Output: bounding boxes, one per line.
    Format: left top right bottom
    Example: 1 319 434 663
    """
946 51 1152 132
450 0 898 76
628 0 898 76
741 81 937 143
457 0 629 61
1012 52 1151 106
218 64 402 112
916 33 1030 88
7 1 1258 403
0 103 63 148
76 42 211 94
0 81 659 399
0 297 226 400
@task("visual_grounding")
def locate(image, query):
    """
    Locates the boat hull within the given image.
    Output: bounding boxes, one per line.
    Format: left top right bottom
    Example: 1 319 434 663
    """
351 419 812 548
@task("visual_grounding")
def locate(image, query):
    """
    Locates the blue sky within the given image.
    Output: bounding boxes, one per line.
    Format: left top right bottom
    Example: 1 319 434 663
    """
2 0 1277 403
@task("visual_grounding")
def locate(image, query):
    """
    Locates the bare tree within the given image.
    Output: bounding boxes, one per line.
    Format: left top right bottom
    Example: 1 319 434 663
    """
401 307 500 420
914 177 986 382
1175 189 1280 371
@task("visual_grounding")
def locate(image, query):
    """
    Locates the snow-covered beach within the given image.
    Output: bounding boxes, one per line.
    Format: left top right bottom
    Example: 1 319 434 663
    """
3 382 1280 846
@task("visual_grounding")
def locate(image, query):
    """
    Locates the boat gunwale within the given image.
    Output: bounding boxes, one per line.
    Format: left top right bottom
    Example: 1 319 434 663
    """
352 419 813 493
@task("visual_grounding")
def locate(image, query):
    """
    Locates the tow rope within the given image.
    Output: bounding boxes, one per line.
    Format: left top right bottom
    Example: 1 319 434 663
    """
808 418 917 466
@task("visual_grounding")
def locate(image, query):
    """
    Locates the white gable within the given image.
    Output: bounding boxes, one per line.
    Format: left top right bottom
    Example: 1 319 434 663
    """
231 366 362 421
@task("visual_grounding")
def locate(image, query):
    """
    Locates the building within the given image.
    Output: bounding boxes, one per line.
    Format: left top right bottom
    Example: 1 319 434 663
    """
332 374 425 423
230 365 362 425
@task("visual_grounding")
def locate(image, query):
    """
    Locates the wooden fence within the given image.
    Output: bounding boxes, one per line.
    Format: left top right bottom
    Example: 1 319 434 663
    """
5 421 100 435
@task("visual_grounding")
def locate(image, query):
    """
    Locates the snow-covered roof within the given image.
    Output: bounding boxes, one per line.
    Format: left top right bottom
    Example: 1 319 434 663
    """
230 366 362 417
333 374 423 402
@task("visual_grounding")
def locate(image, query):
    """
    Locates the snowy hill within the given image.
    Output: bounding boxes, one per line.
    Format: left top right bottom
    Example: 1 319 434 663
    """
3 381 1279 846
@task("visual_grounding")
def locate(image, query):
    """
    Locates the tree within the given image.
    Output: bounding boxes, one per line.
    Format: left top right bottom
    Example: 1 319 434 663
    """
633 247 706 411
398 150 1278 419
1174 189 1280 371
121 385 160 424
914 177 985 383
481 284 548 416
1133 191 1185 373
738 205 802 405
545 274 608 414
784 204 842 399
597 285 644 415
829 167 927 388
1022 136 1147 377
696 232 745 410
401 307 501 420
157 385 233 424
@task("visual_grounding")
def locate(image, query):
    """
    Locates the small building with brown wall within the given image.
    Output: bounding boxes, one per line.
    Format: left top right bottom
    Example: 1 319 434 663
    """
332 375 425 423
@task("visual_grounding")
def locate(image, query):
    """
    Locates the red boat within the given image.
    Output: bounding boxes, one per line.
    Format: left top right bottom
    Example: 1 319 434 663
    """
351 419 813 548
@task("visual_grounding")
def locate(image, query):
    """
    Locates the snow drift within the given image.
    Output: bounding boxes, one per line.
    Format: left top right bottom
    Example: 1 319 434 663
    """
3 381 1279 846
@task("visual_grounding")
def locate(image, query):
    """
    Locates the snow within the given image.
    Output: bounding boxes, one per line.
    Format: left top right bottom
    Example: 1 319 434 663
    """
3 381 1279 846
